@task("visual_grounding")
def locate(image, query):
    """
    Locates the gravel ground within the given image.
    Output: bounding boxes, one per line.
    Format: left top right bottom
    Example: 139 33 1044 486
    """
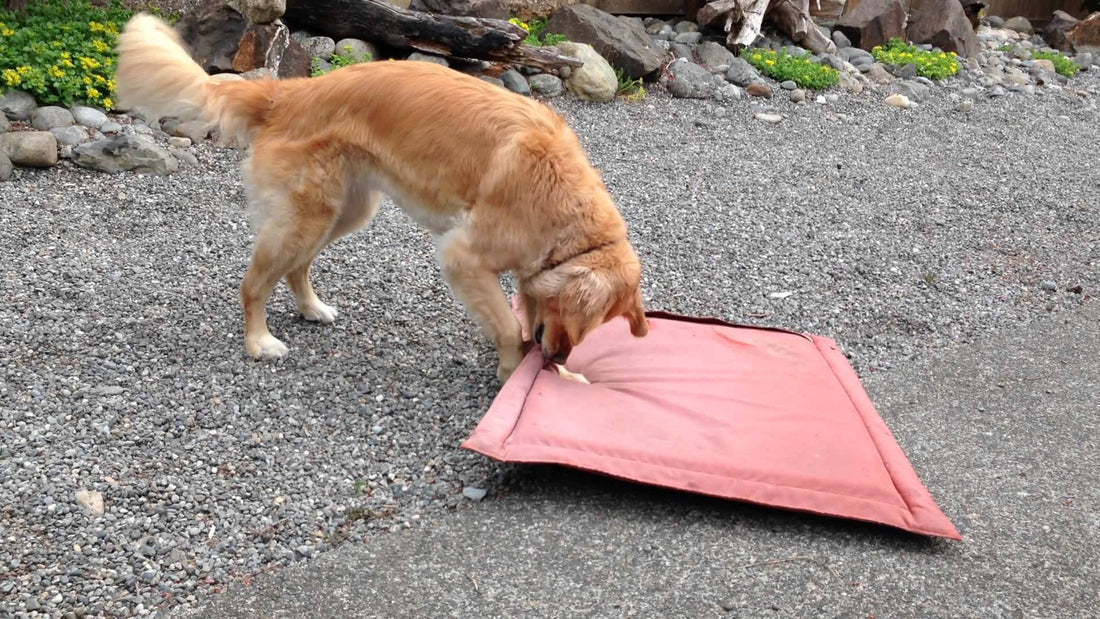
2 75 1099 617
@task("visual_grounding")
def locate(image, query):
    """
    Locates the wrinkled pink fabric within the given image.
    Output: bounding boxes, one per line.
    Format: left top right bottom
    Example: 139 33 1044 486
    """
462 300 961 540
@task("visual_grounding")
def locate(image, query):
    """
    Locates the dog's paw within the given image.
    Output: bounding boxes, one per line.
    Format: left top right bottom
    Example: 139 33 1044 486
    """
245 333 289 360
300 301 338 324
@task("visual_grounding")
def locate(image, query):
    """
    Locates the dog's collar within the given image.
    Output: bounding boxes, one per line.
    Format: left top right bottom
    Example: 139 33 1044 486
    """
537 239 617 275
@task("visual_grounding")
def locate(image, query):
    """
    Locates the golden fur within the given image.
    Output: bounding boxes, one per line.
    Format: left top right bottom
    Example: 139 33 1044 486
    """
114 13 649 381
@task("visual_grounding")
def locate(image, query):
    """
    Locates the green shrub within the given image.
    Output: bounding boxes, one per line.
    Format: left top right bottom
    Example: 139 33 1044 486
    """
0 0 133 110
741 47 839 90
509 16 567 47
871 38 959 80
312 44 372 77
1029 50 1079 78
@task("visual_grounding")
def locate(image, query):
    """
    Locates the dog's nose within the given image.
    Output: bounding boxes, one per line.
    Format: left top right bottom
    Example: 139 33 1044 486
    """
534 324 544 344
551 351 568 365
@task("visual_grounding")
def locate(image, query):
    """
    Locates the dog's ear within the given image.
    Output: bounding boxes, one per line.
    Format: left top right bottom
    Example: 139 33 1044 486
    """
626 289 648 337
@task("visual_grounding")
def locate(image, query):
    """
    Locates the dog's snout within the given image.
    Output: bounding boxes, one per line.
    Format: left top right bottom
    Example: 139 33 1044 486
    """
551 352 568 365
534 323 545 344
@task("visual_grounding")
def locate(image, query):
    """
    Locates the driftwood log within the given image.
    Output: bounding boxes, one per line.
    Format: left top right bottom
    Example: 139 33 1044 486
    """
698 0 838 55
281 0 583 71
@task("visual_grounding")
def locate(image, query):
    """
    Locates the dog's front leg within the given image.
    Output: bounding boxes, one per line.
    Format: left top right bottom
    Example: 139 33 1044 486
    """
435 230 524 382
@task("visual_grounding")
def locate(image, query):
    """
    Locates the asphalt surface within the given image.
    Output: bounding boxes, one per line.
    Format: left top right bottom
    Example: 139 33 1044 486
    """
175 301 1099 619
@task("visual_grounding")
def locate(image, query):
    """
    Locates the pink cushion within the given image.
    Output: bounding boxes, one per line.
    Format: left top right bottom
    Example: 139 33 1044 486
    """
462 301 961 540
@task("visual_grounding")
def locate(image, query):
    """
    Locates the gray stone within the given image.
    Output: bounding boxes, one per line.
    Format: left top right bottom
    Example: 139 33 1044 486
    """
889 62 918 79
675 20 698 34
71 105 108 129
334 38 376 62
820 53 847 71
725 57 762 86
832 29 852 49
545 4 665 79
671 43 695 60
839 47 875 66
50 126 88 146
674 31 702 45
890 79 931 102
0 152 11 181
304 36 336 60
698 41 735 73
715 83 742 102
500 70 531 96
172 120 212 143
666 59 716 99
478 76 505 88
171 147 199 166
407 52 449 66
72 135 179 175
100 122 123 134
955 99 974 112
780 80 798 90
985 15 1004 28
169 136 193 148
0 90 37 121
790 89 807 103
0 131 59 167
528 74 565 97
462 487 487 501
865 63 895 84
1075 53 1094 70
1003 17 1034 36
0 113 8 134
31 106 75 131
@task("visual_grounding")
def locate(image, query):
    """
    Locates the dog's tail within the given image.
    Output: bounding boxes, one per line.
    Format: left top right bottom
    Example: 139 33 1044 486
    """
114 13 273 145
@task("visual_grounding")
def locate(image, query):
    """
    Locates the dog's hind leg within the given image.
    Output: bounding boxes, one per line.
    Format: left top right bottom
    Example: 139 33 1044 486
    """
285 179 383 324
436 228 525 382
241 189 338 360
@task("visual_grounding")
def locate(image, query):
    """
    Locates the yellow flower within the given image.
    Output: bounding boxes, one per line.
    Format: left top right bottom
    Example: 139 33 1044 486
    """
1 27 14 37
102 98 113 109
84 76 93 85
766 59 775 66
92 39 111 53
16 65 32 75
94 74 106 84
51 40 63 48
2 68 21 86
89 21 105 32
79 56 101 70
48 65 66 79
86 86 101 99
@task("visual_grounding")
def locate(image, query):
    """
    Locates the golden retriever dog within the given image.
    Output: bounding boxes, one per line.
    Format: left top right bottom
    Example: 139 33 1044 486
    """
113 13 649 381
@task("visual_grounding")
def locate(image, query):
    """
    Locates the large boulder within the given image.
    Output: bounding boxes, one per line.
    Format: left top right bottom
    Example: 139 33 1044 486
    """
173 0 311 78
836 0 906 51
1043 11 1080 52
1068 12 1100 55
546 4 664 79
1002 16 1034 36
556 41 617 102
72 135 179 175
905 0 979 57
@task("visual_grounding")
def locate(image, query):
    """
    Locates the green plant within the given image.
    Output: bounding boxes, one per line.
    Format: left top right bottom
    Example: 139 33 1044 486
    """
615 67 645 101
741 47 839 90
509 16 567 47
871 38 959 80
1029 50 1079 78
0 0 134 110
311 44 372 77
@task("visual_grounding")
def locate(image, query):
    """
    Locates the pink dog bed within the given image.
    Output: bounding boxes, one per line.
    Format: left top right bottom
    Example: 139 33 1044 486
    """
461 300 961 540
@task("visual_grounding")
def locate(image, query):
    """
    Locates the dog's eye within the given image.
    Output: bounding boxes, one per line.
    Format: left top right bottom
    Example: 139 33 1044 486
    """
534 324 545 344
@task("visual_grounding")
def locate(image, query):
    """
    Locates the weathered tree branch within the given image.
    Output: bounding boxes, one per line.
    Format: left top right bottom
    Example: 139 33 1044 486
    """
697 0 837 55
281 0 583 71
